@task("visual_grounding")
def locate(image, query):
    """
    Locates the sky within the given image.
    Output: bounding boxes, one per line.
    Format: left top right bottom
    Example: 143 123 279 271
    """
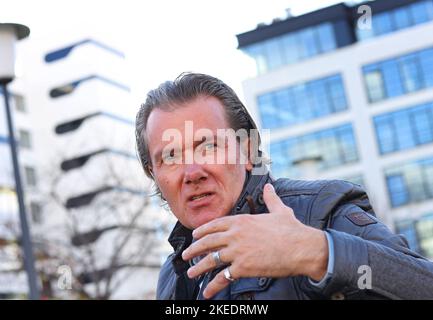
1 0 347 105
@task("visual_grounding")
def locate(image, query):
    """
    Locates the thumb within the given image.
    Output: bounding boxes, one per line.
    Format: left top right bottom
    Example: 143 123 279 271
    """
263 183 291 214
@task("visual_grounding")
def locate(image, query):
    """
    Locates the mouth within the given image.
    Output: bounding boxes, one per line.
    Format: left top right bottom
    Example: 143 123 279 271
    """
187 192 215 208
189 192 214 202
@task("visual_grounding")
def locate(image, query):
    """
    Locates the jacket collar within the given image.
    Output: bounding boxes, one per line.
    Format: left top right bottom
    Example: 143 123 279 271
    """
167 168 273 275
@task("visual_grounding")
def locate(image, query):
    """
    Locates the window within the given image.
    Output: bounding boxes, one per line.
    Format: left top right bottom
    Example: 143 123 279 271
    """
336 125 358 162
281 34 300 64
320 129 340 167
24 166 37 187
265 38 284 70
274 89 293 126
373 12 394 35
375 115 397 153
309 80 330 117
424 164 433 196
364 69 385 102
410 1 432 24
327 75 348 112
393 6 412 29
243 22 336 75
13 94 26 112
374 101 433 154
18 129 31 149
363 45 433 103
416 215 433 258
316 23 336 52
395 220 420 253
396 213 433 259
385 157 433 207
386 174 409 207
257 74 347 129
245 43 268 75
394 112 416 149
257 93 279 129
419 48 433 88
412 105 433 144
293 84 313 121
400 54 423 92
30 202 43 224
270 124 358 178
357 1 433 41
381 60 404 98
298 27 318 58
270 143 288 178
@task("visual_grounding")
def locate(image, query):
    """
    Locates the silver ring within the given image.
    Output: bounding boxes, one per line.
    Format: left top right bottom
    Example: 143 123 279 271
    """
212 251 224 267
223 267 235 282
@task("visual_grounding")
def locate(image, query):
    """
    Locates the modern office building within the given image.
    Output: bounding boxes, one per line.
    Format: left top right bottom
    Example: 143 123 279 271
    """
237 0 433 258
1 36 173 298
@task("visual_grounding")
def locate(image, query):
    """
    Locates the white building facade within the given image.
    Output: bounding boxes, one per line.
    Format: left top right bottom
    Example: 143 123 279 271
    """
0 86 33 298
1 35 173 299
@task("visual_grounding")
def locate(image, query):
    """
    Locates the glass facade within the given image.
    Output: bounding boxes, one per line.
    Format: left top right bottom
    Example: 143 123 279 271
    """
416 214 433 258
257 74 347 129
395 219 422 253
374 101 433 154
396 213 433 258
244 23 337 74
357 1 433 41
270 124 358 178
363 46 433 103
385 156 433 207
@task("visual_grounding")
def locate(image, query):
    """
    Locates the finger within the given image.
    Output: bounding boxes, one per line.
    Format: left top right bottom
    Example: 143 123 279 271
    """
192 215 232 239
263 183 288 213
187 248 231 279
182 232 229 261
202 266 238 299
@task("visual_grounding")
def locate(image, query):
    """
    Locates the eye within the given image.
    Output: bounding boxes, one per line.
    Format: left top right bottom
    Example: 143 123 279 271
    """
203 142 217 151
162 149 178 163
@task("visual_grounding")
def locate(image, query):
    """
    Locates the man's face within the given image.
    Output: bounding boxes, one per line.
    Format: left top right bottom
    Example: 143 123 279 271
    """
146 96 252 229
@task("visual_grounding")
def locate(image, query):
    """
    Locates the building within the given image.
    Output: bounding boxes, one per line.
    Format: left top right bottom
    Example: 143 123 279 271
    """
237 0 433 258
1 35 173 299
0 85 32 298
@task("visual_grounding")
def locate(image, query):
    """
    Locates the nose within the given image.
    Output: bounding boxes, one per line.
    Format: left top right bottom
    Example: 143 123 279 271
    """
183 163 208 185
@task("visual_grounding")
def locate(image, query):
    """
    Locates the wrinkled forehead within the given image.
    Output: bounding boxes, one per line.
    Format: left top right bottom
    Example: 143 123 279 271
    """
145 96 231 152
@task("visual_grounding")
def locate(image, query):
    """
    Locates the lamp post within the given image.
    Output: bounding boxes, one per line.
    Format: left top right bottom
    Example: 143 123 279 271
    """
0 22 40 300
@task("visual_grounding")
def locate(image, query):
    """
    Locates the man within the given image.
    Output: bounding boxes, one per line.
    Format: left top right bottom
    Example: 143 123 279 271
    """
135 72 433 300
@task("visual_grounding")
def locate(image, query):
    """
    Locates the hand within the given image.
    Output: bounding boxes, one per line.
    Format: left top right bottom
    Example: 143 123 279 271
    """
181 183 329 299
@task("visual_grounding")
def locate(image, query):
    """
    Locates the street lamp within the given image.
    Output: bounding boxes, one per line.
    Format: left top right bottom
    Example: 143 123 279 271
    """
0 22 40 299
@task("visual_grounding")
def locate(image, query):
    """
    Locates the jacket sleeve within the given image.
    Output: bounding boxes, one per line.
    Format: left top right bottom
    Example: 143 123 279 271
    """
307 180 433 300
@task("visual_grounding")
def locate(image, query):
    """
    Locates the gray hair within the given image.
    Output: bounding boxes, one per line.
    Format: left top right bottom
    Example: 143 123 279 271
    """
135 72 263 197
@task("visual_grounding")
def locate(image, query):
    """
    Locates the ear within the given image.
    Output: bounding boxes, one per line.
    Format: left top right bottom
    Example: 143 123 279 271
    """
147 165 155 179
241 138 254 172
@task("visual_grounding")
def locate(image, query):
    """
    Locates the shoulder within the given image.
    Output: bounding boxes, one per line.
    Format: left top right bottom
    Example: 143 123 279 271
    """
273 178 361 198
273 178 372 228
